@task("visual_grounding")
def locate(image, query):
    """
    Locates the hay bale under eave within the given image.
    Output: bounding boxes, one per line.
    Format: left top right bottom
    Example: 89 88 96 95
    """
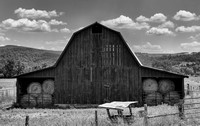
20 94 37 108
37 94 52 107
145 92 163 106
143 78 158 94
42 79 54 94
164 91 180 105
158 79 175 94
27 82 42 97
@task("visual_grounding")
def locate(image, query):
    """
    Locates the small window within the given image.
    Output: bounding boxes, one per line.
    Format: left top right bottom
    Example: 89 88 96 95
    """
92 25 102 33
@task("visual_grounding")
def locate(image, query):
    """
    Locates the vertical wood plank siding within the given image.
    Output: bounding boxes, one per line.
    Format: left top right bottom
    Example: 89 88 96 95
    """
53 26 141 104
17 23 185 105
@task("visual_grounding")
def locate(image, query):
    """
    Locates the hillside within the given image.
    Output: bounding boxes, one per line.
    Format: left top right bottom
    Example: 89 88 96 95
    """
0 45 155 69
0 45 61 70
0 45 199 76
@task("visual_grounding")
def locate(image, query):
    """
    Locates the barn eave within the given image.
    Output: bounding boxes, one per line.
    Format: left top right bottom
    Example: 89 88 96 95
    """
141 65 188 78
13 66 55 78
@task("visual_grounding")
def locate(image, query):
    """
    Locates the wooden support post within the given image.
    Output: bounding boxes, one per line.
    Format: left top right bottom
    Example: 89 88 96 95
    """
25 116 29 126
106 109 111 119
95 110 98 126
144 104 148 126
129 106 132 116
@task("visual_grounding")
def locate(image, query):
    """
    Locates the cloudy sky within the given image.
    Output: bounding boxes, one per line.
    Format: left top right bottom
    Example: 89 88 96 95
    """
1 0 200 53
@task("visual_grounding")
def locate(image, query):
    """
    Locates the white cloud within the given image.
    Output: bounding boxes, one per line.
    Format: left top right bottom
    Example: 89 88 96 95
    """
181 41 200 52
49 19 67 25
101 15 150 30
36 46 45 50
60 28 71 33
45 39 69 45
150 13 167 23
158 21 175 28
189 33 200 40
147 27 175 36
45 39 69 51
0 35 10 41
133 42 163 53
136 15 150 22
0 33 10 41
136 13 167 23
176 26 200 32
1 18 58 32
0 32 5 36
173 10 199 21
14 8 63 19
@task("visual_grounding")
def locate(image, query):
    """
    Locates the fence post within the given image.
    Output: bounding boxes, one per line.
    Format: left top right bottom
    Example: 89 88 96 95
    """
178 99 184 119
25 115 29 126
187 84 189 95
144 104 148 126
95 110 98 126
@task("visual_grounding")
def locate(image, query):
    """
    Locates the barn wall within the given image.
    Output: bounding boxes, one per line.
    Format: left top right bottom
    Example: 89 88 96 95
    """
54 24 141 104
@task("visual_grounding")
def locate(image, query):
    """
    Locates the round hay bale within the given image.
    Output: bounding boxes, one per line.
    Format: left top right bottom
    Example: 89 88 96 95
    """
158 79 175 94
42 79 54 94
143 79 158 94
145 92 163 106
37 94 52 107
164 91 180 105
27 82 42 97
20 94 36 108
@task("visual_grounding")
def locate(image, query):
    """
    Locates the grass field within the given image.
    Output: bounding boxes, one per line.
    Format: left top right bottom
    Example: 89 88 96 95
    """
0 77 200 126
0 104 182 126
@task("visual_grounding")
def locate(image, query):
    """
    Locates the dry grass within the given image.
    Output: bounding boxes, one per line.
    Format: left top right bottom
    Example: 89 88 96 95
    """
1 77 200 125
0 104 186 126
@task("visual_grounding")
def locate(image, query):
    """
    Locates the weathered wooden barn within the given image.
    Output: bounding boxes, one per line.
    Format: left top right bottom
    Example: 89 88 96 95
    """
16 22 187 107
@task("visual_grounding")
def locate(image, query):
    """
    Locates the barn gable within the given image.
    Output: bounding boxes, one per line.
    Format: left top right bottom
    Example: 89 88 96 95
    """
54 22 142 68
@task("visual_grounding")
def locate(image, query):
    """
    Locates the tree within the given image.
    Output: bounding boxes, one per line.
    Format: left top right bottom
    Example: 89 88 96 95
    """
152 60 172 71
31 63 48 72
2 59 25 77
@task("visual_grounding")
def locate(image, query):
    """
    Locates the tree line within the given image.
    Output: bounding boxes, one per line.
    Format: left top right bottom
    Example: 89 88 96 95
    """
0 59 48 78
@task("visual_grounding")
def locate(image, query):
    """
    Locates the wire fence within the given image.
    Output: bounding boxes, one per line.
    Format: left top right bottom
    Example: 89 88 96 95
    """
0 88 16 110
141 90 200 126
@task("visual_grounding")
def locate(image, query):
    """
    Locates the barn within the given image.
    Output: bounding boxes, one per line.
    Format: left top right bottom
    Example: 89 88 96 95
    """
15 22 187 108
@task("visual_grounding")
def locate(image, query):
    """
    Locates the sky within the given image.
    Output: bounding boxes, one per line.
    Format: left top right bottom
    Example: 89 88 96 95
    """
1 0 200 53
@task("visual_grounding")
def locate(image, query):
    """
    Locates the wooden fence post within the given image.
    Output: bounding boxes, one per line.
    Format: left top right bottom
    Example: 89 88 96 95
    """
25 115 29 126
178 100 184 119
144 104 148 126
95 110 98 126
187 84 189 95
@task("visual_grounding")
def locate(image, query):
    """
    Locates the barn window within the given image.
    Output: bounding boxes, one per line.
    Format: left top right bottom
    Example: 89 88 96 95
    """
102 44 122 66
92 25 102 34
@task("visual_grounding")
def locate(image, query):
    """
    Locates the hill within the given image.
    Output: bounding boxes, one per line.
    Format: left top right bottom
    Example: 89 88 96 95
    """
0 45 156 69
0 45 61 70
0 45 200 76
